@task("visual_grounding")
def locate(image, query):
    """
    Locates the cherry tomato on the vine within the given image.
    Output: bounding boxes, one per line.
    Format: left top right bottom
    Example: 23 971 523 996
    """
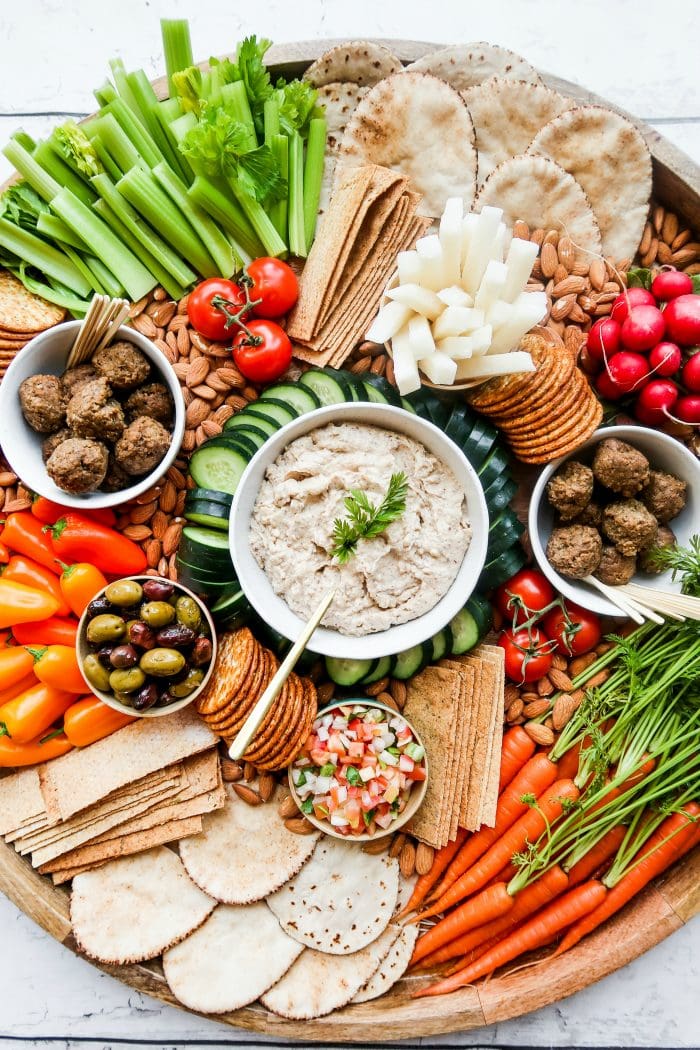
232 320 292 384
498 626 553 684
187 277 246 341
542 603 602 656
247 257 299 319
493 569 555 626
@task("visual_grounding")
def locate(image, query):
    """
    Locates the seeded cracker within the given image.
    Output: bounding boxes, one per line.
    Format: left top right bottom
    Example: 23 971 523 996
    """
0 270 65 333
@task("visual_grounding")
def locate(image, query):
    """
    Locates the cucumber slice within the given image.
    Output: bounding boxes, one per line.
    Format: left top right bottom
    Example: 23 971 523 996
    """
260 382 320 415
180 524 232 570
465 592 493 637
445 415 473 450
400 397 417 414
478 545 527 590
360 654 394 684
245 398 297 426
189 444 249 495
202 432 259 458
211 587 250 624
325 656 373 686
228 414 277 438
392 643 427 679
184 500 230 531
298 368 352 406
429 629 449 662
332 369 363 401
463 425 499 470
360 373 402 407
175 556 228 582
488 509 525 558
421 396 450 430
484 476 518 515
187 488 233 508
479 447 511 487
449 607 481 655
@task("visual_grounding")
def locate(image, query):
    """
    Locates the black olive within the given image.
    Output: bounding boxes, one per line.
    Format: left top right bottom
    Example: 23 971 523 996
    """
191 635 213 667
97 645 115 667
128 621 157 650
87 595 114 618
133 683 159 711
109 644 139 669
156 624 196 648
156 687 175 707
142 578 175 602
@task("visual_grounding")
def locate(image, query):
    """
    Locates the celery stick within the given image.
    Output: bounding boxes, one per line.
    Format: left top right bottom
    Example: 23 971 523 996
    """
109 57 142 119
161 19 194 97
14 130 36 152
208 64 224 108
127 70 190 179
269 134 289 241
287 131 306 258
117 168 218 278
220 82 257 150
82 253 125 298
63 245 105 294
152 162 238 276
230 180 288 258
32 140 96 206
3 139 61 203
21 269 89 314
303 117 326 252
170 112 198 145
160 98 184 122
94 79 118 107
93 199 186 301
104 98 164 169
37 213 89 251
264 100 280 145
155 101 194 183
50 187 155 300
0 218 92 296
91 173 195 289
89 134 123 182
188 176 263 259
91 114 145 175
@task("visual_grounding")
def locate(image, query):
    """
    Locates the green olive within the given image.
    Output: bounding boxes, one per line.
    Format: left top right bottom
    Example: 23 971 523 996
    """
139 647 186 677
168 668 204 698
86 614 126 645
82 653 111 692
109 667 146 693
175 595 202 632
104 580 144 606
112 690 137 706
140 601 176 628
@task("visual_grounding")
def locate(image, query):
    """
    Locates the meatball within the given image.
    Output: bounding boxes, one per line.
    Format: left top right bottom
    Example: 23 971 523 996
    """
546 525 602 579
546 461 594 521
640 470 687 523
595 545 636 586
46 438 108 494
61 364 96 398
124 382 174 425
19 374 67 433
592 438 650 497
100 454 137 493
92 340 150 391
602 499 658 557
42 428 73 464
66 378 125 443
114 416 171 476
570 500 603 529
638 525 677 574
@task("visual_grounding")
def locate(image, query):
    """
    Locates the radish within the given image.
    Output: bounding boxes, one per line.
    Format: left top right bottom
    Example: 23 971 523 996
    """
586 317 620 362
596 369 625 400
611 286 656 324
674 395 700 425
663 294 700 346
681 352 700 393
620 305 665 352
649 341 682 377
651 269 693 301
607 351 649 393
634 379 679 425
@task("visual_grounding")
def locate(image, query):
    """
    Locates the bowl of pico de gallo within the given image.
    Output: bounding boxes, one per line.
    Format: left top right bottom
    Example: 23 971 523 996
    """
289 700 429 841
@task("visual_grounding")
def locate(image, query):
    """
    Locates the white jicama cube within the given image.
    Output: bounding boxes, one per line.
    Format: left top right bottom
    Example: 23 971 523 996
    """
366 300 413 344
462 206 504 295
439 197 463 286
396 250 422 286
475 260 507 313
487 291 547 354
418 353 458 385
455 350 535 382
460 213 478 271
386 283 444 320
437 285 474 308
502 238 539 303
489 223 508 264
432 306 485 341
437 325 493 359
415 234 447 291
391 325 422 395
408 314 436 357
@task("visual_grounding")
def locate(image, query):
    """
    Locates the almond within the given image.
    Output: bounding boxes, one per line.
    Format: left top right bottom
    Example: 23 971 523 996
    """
129 500 158 525
569 652 597 678
201 420 223 438
121 524 152 541
243 761 256 781
0 471 18 486
550 294 575 322
522 698 551 718
588 258 607 292
151 300 177 328
586 669 611 689
549 667 575 692
540 242 558 278
132 312 157 339
389 832 406 859
557 236 575 271
513 220 530 240
552 694 579 730
551 653 568 671
205 372 231 393
506 699 524 722
185 397 210 428
159 480 178 514
316 682 335 705
192 383 217 401
284 816 317 835
672 246 699 268
537 675 554 697
233 783 261 806
362 837 390 855
657 242 674 266
524 722 555 746
543 229 560 247
389 679 407 708
258 773 276 802
278 793 300 818
186 357 210 388
376 691 399 712
672 229 692 251
415 842 435 876
221 758 244 782
399 840 416 878
365 676 390 697
504 683 520 706
144 538 162 568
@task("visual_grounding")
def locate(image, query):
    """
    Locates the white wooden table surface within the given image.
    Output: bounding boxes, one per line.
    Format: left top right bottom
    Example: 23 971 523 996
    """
0 1 698 1047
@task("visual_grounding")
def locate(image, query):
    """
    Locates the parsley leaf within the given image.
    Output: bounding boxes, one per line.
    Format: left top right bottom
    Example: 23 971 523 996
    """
274 78 320 136
345 766 362 787
331 472 409 564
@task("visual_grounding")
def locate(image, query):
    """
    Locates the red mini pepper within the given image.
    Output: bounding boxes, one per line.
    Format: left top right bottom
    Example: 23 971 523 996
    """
0 542 9 565
32 496 116 528
2 555 71 617
12 617 78 647
47 515 147 576
2 512 60 573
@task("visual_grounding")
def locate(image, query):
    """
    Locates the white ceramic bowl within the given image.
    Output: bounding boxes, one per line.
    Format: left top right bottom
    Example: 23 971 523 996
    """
230 402 489 659
0 320 185 509
529 425 700 618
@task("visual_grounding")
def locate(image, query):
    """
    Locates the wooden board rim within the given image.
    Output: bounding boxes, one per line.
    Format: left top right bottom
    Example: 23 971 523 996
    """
0 37 698 1041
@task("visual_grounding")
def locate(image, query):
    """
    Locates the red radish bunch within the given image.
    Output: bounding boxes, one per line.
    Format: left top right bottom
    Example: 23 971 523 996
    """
583 268 700 428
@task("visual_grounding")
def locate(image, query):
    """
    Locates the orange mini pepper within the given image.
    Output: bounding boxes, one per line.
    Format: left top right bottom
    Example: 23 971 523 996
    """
0 646 36 691
63 695 136 747
0 732 72 767
0 682 77 744
58 562 108 618
12 617 78 647
0 672 39 706
28 644 87 694
0 579 60 629
3 555 71 617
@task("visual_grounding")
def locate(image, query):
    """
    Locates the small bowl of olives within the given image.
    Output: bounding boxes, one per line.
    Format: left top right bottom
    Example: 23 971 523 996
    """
77 575 217 718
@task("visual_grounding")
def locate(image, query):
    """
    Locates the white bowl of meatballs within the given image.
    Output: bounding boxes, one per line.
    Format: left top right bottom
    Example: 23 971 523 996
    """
529 425 700 618
0 320 185 510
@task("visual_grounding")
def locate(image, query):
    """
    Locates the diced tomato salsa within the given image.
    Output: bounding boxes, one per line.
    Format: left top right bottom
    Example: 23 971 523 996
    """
291 703 426 837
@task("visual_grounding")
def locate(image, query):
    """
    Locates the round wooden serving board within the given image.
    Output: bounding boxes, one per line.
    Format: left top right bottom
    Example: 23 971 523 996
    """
0 39 698 1042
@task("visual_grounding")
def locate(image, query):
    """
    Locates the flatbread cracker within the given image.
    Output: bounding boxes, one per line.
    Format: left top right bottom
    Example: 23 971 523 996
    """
70 846 215 964
351 924 419 1003
304 41 401 87
266 838 398 954
527 104 652 260
476 155 602 254
163 903 303 1014
406 43 542 91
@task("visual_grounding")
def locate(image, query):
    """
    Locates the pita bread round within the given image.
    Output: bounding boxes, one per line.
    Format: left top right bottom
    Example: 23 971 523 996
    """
304 41 401 87
261 923 402 1019
70 846 215 964
476 155 602 254
462 77 574 186
317 82 369 216
527 105 652 260
338 72 477 218
407 43 542 91
179 785 319 904
163 903 303 1014
266 838 399 954
351 924 419 1004
394 873 417 916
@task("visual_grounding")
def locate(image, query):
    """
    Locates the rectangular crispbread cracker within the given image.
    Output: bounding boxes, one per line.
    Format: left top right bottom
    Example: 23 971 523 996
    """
439 660 476 842
0 769 45 835
479 645 506 828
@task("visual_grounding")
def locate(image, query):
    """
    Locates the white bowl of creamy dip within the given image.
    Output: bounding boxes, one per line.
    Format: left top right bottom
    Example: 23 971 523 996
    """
230 403 489 659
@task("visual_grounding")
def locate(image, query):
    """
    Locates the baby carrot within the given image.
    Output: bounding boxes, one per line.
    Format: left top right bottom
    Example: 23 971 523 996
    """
410 882 514 966
398 828 468 918
498 725 537 792
565 825 627 888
